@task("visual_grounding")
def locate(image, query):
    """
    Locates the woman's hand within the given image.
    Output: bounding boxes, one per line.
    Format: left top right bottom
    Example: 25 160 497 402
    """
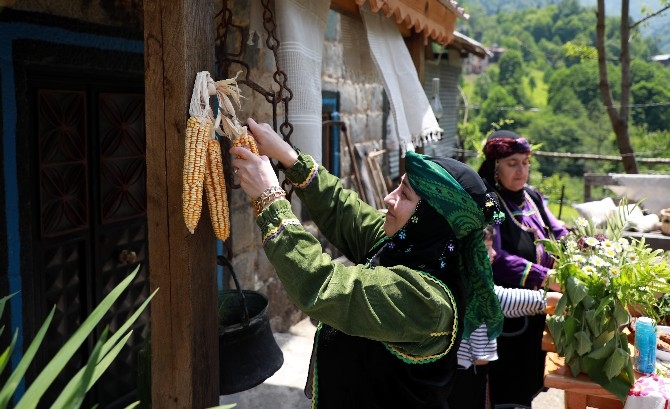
230 145 280 200
543 269 562 292
246 118 298 168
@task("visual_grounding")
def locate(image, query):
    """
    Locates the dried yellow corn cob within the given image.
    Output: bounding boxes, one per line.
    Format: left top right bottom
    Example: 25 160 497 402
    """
231 131 259 156
183 115 210 234
204 139 230 241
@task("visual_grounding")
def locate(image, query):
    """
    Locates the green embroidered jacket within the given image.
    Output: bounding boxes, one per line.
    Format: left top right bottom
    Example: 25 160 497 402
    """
255 152 459 358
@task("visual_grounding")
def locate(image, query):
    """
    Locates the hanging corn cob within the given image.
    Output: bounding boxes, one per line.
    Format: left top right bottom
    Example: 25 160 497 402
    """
231 128 260 156
183 115 211 233
204 138 230 240
183 71 215 234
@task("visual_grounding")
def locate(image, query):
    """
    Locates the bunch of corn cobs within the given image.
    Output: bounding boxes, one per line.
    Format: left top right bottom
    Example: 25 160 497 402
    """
182 71 259 240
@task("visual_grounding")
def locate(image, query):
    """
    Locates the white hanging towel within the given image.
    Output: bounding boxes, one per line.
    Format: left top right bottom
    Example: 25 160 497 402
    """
360 2 443 155
274 0 331 165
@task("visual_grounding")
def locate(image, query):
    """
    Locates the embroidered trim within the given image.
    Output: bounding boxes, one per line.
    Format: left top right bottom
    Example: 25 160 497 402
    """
382 271 459 364
519 261 532 287
496 191 544 264
261 218 301 246
292 156 319 189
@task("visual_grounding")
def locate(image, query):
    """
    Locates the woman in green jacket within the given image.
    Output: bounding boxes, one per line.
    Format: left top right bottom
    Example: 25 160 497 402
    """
230 118 504 409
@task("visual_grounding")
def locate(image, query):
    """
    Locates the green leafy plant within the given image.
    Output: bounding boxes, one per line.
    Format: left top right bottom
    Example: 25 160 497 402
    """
0 265 157 408
540 202 670 401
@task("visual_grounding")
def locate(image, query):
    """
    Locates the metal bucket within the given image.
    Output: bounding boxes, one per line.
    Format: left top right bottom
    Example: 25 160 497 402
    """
217 256 284 395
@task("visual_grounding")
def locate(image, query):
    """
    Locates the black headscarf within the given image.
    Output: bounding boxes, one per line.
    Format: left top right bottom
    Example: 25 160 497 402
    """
369 152 504 340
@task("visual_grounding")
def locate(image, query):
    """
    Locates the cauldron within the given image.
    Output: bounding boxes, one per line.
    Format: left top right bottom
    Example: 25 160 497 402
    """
217 256 284 395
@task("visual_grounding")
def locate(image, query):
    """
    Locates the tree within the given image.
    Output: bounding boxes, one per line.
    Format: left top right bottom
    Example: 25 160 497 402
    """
548 61 607 110
523 113 586 176
497 49 531 106
547 86 587 119
478 85 518 129
595 0 670 174
498 49 524 86
631 81 670 132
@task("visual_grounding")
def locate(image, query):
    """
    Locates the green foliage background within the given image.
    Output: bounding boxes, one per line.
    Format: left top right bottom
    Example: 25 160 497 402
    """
457 0 670 224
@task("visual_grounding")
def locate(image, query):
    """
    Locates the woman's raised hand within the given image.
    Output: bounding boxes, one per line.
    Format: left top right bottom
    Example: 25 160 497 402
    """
247 118 298 169
230 144 280 201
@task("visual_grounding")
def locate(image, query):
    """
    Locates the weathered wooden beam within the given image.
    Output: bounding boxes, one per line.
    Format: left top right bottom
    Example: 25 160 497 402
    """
144 0 219 407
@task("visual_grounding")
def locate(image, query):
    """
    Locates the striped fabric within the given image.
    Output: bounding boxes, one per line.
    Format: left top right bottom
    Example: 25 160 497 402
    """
457 285 547 369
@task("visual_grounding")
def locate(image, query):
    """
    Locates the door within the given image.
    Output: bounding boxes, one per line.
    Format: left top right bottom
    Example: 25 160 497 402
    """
24 74 150 408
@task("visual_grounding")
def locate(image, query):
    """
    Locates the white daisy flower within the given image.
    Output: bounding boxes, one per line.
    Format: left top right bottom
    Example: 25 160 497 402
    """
572 254 587 264
585 237 600 247
601 240 615 250
583 265 596 275
602 249 617 259
589 256 609 267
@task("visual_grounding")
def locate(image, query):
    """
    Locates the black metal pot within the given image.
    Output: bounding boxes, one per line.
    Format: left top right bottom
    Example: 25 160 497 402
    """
217 256 284 395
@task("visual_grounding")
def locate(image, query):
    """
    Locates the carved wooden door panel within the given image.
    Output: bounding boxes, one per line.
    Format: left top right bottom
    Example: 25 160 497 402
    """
27 77 149 408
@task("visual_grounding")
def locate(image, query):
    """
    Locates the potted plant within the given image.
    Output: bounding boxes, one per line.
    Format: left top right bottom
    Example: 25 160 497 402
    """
540 202 670 401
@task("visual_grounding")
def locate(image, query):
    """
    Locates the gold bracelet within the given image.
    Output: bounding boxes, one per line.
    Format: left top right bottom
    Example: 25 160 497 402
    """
252 186 286 216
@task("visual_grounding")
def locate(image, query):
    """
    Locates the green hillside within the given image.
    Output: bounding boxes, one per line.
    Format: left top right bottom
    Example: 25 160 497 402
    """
461 0 670 53
456 0 670 217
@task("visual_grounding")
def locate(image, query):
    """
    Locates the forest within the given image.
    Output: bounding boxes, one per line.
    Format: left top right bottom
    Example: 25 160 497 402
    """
455 0 670 216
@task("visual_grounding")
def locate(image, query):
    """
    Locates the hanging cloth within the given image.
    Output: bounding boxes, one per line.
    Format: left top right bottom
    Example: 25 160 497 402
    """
274 0 331 165
360 2 443 156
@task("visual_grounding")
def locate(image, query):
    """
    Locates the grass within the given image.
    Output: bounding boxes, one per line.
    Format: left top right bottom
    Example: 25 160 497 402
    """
523 68 548 109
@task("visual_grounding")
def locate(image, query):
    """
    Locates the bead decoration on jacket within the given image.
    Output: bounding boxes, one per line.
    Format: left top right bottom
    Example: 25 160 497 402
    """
483 192 505 225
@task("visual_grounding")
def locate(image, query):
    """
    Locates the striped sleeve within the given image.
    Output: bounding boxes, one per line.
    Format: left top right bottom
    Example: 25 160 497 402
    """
457 326 498 368
494 285 547 318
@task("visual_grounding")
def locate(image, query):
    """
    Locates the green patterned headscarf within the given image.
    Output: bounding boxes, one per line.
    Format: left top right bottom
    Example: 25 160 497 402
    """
405 151 504 340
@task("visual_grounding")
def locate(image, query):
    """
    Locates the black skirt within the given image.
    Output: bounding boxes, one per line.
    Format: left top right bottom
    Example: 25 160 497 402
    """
487 314 547 407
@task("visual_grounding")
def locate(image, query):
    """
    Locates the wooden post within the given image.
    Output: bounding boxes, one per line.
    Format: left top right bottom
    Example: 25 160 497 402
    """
144 0 219 407
405 32 426 85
